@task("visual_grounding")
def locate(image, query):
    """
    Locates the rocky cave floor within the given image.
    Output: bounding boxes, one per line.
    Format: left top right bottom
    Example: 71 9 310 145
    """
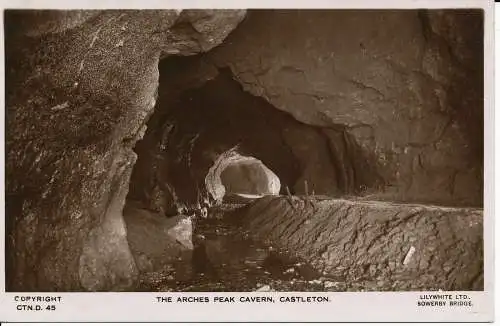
131 202 328 292
3 9 485 293
128 199 396 292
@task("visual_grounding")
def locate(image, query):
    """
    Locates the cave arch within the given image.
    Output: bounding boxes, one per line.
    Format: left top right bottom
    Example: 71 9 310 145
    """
204 150 280 202
221 158 280 197
127 54 381 216
4 8 484 295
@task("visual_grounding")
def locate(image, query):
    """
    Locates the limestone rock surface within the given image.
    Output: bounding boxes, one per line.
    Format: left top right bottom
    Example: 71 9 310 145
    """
240 196 483 290
5 9 245 291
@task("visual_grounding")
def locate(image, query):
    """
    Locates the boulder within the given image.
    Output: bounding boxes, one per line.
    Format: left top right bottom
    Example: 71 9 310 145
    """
123 203 194 283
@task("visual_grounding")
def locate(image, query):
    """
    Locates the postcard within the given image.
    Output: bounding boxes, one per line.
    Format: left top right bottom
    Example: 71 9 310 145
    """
0 0 494 322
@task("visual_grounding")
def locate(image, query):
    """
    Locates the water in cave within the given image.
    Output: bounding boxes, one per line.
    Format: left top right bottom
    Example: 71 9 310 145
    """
123 55 363 291
4 9 484 295
120 22 483 291
126 155 337 291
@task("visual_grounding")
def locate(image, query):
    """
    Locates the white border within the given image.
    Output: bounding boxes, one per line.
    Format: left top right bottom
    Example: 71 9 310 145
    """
0 0 493 9
0 0 494 323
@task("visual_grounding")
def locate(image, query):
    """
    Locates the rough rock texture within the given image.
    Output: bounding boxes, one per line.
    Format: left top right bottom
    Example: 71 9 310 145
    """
5 9 245 291
240 196 483 290
123 202 194 287
128 10 482 216
128 66 379 215
6 9 483 292
208 10 483 206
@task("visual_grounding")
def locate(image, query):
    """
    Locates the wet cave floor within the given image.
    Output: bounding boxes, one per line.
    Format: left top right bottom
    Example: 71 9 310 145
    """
132 203 349 292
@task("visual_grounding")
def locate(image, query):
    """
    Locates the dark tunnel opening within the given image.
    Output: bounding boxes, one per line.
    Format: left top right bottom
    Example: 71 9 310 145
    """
121 52 384 291
126 54 382 218
154 66 303 202
3 9 485 294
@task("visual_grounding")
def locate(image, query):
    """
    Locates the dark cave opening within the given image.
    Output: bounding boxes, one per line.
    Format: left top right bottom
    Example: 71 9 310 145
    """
121 53 383 291
3 9 485 294
156 67 303 203
126 54 381 218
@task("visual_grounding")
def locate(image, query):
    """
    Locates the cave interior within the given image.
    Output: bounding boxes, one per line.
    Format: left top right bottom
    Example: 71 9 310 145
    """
4 9 484 292
126 55 382 218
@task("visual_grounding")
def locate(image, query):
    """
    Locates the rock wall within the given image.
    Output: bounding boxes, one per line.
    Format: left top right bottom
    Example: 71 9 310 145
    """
5 9 245 291
240 196 483 290
209 9 483 206
128 10 483 213
5 9 483 292
128 68 379 215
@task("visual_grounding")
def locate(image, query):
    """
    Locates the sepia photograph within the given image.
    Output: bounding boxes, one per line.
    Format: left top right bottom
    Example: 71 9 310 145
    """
1 1 494 322
3 7 486 293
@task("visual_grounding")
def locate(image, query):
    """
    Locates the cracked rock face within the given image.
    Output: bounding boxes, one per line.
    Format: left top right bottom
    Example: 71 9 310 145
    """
5 9 483 292
208 9 483 206
128 66 381 216
5 9 245 291
129 10 482 223
121 9 482 291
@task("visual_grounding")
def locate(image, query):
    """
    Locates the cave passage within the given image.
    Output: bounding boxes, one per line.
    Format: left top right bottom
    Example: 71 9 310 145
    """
205 151 281 204
127 54 380 217
123 53 383 291
220 157 281 198
3 9 484 294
